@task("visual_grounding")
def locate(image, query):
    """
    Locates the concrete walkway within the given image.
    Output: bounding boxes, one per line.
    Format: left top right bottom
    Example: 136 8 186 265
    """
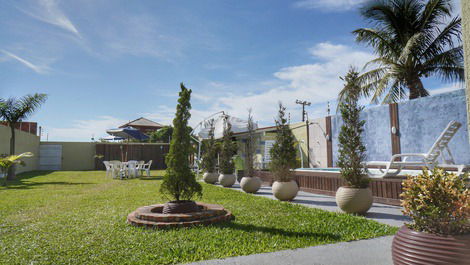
186 183 408 265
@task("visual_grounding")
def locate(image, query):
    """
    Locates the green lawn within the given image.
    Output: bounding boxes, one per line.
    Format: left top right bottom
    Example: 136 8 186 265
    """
0 171 397 265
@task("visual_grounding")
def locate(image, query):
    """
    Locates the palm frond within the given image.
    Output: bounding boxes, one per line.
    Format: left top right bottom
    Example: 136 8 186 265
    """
371 72 393 104
420 0 452 31
1 93 47 123
423 66 465 83
382 80 407 104
398 32 424 63
421 17 461 61
353 28 399 57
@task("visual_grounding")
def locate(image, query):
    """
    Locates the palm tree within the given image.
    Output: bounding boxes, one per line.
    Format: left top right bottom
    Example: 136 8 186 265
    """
341 0 463 103
0 93 47 179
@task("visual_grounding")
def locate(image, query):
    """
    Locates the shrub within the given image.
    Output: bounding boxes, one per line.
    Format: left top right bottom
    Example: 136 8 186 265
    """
159 83 202 201
200 119 217 173
337 68 369 188
401 168 470 235
219 119 237 174
269 103 297 182
0 152 33 186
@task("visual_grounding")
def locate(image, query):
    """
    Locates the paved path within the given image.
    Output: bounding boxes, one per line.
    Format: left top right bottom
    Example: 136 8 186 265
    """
186 183 408 265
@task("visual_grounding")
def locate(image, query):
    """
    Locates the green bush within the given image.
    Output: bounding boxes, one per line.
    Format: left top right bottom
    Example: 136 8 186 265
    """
159 83 202 201
401 168 470 235
269 103 297 182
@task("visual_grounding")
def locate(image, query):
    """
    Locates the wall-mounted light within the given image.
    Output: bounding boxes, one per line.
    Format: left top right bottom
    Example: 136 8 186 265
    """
325 134 331 141
391 126 397 135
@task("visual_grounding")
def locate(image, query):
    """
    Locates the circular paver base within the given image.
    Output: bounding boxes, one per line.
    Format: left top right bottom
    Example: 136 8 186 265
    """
127 202 234 229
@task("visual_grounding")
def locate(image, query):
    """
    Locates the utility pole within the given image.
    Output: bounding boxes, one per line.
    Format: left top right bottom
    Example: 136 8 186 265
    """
295 99 311 167
295 100 311 122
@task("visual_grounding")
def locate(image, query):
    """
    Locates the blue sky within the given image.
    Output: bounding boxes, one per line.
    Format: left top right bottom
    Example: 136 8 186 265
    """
0 0 463 141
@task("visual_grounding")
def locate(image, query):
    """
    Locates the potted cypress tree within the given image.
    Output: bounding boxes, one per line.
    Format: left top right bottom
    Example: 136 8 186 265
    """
218 119 237 187
201 119 218 184
159 83 203 214
335 69 372 214
240 110 262 193
392 168 470 264
270 103 298 201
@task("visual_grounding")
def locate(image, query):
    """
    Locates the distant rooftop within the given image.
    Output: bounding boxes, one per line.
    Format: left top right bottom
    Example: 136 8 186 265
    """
119 117 164 128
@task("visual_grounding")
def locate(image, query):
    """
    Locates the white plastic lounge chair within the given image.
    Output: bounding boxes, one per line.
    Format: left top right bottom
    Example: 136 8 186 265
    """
141 160 152 177
366 121 469 177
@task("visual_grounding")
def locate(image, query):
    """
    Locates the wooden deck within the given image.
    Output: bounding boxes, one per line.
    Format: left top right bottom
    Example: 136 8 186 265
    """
255 170 403 206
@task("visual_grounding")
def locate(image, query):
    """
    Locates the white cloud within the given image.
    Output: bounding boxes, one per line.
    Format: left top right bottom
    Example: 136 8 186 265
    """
17 0 80 38
212 42 373 124
46 116 127 141
143 42 374 128
293 0 367 11
1 50 51 74
43 42 374 140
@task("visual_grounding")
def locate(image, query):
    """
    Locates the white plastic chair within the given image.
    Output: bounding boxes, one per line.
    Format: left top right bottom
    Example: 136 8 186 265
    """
109 161 125 179
136 161 145 176
367 121 469 177
127 160 138 178
141 160 152 177
103 161 112 178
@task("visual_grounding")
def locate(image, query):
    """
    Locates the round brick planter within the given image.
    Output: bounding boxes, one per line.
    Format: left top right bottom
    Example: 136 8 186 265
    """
392 225 470 265
127 202 234 229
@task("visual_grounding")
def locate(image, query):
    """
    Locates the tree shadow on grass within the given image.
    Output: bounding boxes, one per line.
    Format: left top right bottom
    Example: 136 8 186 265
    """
214 222 341 241
3 181 92 190
139 176 163 181
1 171 92 190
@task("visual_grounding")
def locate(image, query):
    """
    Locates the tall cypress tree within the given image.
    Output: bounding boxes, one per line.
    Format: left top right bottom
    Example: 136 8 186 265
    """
244 110 256 177
269 103 297 182
160 83 202 201
337 68 369 188
201 119 217 173
219 119 237 174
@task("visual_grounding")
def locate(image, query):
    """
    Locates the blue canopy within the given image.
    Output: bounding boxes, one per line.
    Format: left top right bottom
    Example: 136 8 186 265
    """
106 127 149 141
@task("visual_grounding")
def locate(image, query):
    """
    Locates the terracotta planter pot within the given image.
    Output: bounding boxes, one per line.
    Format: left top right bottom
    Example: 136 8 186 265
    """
162 200 200 214
240 177 262 193
218 173 236 187
272 180 298 201
202 172 218 184
392 225 470 265
335 186 373 214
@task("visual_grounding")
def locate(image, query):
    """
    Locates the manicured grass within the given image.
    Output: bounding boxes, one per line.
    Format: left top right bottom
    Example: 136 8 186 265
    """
0 171 397 264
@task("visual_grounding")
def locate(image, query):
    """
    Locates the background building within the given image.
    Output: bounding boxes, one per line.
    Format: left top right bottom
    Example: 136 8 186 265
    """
119 117 164 135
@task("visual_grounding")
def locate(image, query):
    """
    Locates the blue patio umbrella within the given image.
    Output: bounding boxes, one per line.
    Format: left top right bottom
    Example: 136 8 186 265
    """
106 127 149 161
106 127 149 141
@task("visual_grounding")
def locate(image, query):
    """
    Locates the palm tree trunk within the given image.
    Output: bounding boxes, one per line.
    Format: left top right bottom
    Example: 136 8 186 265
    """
7 124 16 180
407 75 426 100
